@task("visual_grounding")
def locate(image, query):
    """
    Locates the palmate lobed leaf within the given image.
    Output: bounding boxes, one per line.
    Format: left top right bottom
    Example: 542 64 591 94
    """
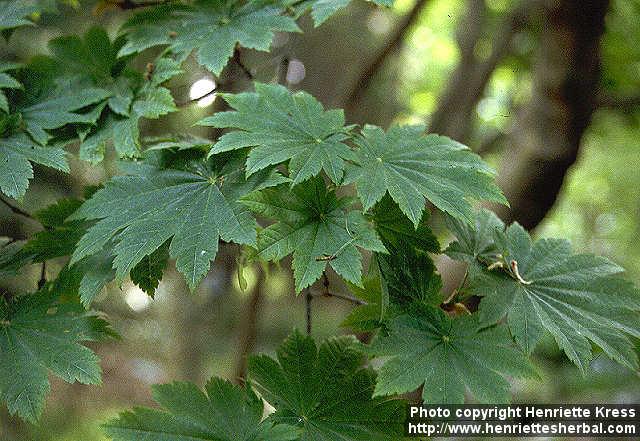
365 304 537 404
346 124 507 227
70 153 288 291
0 133 69 199
118 0 300 76
200 82 356 186
0 0 38 31
242 176 386 292
0 290 114 422
104 377 298 441
248 330 406 440
465 221 640 372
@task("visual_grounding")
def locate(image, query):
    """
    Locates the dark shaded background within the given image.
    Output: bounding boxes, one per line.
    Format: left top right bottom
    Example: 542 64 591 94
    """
1 0 639 439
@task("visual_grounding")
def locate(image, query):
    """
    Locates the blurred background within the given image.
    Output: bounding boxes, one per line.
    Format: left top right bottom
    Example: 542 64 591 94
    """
1 0 639 439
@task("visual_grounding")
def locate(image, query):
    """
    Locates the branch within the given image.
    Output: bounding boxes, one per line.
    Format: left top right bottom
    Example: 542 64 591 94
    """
305 287 312 335
312 291 366 305
343 0 432 116
0 194 39 223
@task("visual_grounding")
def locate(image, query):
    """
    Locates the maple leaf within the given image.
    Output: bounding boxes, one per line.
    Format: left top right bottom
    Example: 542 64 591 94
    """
242 176 386 292
70 153 288 290
371 194 439 254
0 61 22 113
0 133 69 199
118 0 300 76
281 0 393 26
444 208 505 264
366 304 537 404
130 241 169 296
200 82 356 185
378 243 443 307
466 222 640 372
0 197 117 306
0 0 38 31
0 290 114 422
248 330 406 440
104 377 298 441
342 257 389 332
346 124 507 227
21 87 112 145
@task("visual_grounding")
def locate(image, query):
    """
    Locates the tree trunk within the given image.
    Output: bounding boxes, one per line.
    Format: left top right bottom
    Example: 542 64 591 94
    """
493 0 610 229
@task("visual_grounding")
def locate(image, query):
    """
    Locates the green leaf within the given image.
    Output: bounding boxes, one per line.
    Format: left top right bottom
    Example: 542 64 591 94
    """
0 0 38 31
467 222 640 372
378 244 443 307
342 257 388 331
200 82 355 185
21 87 111 145
366 305 537 404
371 194 439 254
71 155 287 290
130 241 169 296
347 124 507 227
242 176 386 292
104 377 299 441
444 208 505 263
0 291 113 422
0 133 69 199
310 0 393 26
248 330 406 440
118 1 300 76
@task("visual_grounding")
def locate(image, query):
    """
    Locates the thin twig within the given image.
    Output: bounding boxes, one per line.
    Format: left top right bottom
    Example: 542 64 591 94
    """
38 262 47 290
305 287 312 335
313 290 366 305
0 195 38 222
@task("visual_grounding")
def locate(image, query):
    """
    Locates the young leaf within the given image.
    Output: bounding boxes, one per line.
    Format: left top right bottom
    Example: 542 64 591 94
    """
347 124 507 227
118 1 300 76
103 377 299 441
366 304 537 404
242 176 386 292
468 222 640 372
200 82 355 185
0 133 69 199
248 330 406 440
0 291 114 422
70 155 287 290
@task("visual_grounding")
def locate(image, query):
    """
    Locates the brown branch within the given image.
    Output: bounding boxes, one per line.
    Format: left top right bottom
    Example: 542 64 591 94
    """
305 287 312 335
312 291 366 305
343 0 432 116
234 266 264 382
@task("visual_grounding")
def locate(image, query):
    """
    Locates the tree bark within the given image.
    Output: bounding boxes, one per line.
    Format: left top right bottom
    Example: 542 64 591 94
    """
493 0 610 229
